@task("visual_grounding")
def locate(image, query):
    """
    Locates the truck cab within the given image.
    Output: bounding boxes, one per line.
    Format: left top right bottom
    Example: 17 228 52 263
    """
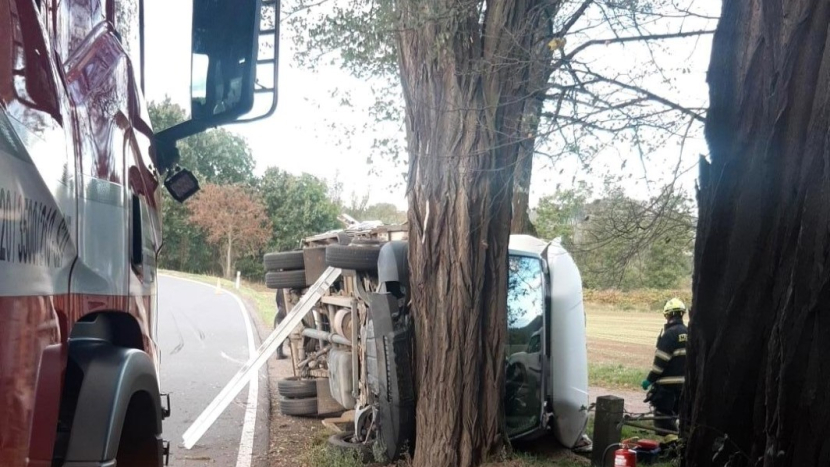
0 1 276 465
505 234 590 446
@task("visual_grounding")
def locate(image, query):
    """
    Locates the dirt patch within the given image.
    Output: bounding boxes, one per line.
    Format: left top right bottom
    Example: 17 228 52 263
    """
588 337 653 368
266 358 325 467
589 386 650 415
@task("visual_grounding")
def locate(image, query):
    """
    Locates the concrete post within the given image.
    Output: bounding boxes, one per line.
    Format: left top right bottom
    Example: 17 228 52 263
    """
592 395 624 467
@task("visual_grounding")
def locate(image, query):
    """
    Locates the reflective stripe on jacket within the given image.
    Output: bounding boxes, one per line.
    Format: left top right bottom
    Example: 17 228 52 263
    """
647 317 687 386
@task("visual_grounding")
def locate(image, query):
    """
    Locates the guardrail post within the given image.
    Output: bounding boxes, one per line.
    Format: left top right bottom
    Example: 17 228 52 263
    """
592 395 624 467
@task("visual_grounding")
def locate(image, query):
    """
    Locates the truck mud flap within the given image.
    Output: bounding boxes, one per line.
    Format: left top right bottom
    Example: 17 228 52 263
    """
370 292 416 461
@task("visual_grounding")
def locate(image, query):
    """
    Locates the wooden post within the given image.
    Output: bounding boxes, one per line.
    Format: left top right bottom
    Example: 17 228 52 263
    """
592 395 624 467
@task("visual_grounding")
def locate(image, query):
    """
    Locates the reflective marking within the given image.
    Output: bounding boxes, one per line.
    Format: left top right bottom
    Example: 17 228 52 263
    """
655 350 671 361
657 376 684 385
673 348 686 356
651 365 664 374
234 284 258 467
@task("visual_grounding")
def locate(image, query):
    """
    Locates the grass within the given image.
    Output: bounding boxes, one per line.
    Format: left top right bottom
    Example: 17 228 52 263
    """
585 306 665 347
589 363 644 390
302 433 364 467
160 270 277 326
582 289 692 312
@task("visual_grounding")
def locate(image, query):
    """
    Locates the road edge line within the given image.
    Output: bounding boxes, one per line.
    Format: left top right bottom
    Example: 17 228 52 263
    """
159 274 258 467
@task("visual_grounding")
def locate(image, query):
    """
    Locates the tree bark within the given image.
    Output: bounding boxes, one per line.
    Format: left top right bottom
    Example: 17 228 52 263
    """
511 132 537 236
684 1 830 465
395 0 558 466
511 67 550 237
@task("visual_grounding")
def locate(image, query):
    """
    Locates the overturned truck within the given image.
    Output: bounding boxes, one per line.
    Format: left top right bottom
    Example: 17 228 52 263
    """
262 223 590 460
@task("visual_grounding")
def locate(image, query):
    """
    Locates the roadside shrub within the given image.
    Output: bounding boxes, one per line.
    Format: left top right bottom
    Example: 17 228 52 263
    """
583 289 692 311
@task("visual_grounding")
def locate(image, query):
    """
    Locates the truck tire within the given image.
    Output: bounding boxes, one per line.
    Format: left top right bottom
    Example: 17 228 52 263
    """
265 270 307 289
327 432 374 463
263 251 305 271
277 377 317 398
325 244 381 271
279 397 317 416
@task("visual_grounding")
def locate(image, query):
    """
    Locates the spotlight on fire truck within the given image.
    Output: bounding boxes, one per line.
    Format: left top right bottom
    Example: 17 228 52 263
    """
164 167 201 203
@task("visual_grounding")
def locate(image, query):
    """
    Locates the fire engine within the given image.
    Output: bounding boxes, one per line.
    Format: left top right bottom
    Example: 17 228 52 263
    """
0 0 278 465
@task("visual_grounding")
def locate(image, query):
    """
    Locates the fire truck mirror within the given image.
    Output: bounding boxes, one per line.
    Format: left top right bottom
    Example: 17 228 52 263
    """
190 0 261 123
165 168 201 203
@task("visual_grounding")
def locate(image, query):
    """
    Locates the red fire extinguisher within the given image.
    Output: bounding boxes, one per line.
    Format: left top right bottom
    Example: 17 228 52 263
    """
613 446 637 467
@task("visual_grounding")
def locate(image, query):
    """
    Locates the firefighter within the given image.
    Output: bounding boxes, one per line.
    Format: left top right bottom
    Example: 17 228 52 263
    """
641 297 688 432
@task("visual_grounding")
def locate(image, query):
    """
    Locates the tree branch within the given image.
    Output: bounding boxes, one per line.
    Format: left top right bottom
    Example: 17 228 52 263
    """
552 29 716 73
281 0 332 23
555 0 593 37
575 69 706 122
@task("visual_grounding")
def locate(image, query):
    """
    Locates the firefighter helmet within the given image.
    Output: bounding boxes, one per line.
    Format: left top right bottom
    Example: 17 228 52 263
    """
663 298 686 318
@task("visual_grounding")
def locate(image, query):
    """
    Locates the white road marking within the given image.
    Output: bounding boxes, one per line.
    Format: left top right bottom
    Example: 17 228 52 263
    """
160 274 259 467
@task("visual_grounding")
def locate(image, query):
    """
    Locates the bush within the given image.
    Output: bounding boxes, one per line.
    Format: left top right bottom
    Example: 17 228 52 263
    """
583 289 693 311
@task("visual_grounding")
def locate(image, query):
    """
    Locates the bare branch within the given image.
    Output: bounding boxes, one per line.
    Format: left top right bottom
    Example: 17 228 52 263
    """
571 69 706 123
552 29 716 72
555 0 594 37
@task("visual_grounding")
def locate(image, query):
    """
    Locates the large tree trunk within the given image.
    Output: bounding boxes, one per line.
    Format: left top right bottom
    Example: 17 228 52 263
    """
511 131 537 235
395 0 557 466
684 1 830 465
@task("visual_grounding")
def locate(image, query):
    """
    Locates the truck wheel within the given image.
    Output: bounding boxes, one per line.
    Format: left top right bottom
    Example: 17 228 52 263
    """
264 251 305 271
265 270 307 289
327 432 373 463
277 377 317 398
325 244 381 271
279 397 317 416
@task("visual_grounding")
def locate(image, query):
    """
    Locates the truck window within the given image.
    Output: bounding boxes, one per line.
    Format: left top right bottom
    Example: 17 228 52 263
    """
506 255 544 353
504 255 545 437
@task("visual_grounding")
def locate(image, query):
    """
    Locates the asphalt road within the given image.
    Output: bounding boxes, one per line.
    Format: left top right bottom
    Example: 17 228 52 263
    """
157 275 270 467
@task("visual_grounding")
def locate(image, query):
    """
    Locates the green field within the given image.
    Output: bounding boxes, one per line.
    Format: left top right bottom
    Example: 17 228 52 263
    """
585 304 667 388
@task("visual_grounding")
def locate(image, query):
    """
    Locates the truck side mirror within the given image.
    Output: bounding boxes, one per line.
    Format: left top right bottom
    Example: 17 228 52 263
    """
190 0 261 123
154 0 280 183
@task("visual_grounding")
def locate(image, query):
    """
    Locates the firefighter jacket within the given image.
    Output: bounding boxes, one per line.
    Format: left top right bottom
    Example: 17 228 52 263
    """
646 317 687 386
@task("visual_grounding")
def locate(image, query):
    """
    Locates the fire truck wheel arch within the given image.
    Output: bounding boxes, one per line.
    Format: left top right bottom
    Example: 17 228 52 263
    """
62 342 163 464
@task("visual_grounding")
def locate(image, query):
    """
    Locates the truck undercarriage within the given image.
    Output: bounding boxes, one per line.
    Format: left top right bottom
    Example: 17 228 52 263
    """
262 222 590 461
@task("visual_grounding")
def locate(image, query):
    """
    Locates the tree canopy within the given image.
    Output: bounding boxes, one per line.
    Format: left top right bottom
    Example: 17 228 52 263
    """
535 181 695 289
188 184 272 278
258 167 342 251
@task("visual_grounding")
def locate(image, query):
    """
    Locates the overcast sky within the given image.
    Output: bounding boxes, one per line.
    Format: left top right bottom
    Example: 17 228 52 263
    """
144 1 718 211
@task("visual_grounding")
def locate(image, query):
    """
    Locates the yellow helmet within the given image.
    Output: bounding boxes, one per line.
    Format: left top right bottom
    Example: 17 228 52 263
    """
663 298 686 318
